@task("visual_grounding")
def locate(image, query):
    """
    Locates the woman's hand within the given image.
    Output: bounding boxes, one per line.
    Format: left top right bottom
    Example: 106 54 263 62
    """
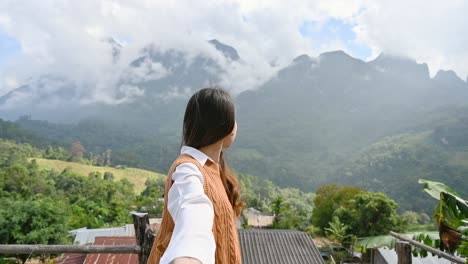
171 257 202 264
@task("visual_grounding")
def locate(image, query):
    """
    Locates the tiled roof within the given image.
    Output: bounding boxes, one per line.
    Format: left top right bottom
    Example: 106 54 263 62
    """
239 229 325 264
83 236 138 264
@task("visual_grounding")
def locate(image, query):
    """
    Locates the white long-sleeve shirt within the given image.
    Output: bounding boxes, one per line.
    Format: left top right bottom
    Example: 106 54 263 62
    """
160 146 216 264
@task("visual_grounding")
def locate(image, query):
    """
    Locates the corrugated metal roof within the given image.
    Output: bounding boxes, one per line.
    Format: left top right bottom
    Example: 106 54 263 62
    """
84 236 138 264
55 253 87 264
239 229 325 264
377 248 453 264
70 224 135 245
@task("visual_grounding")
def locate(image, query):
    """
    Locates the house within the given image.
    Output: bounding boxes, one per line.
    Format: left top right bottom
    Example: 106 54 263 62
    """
56 220 161 264
56 237 138 264
242 207 275 228
83 237 138 264
69 219 162 246
58 223 324 264
69 225 135 245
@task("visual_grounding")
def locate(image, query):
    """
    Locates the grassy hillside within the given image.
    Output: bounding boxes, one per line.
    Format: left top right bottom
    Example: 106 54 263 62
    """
30 158 166 193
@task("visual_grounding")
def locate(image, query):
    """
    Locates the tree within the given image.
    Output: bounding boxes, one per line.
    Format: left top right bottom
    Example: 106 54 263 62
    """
271 196 287 228
71 141 85 162
137 177 166 216
0 197 70 263
44 145 69 160
312 184 364 230
105 149 112 166
325 216 349 243
104 172 115 181
334 192 406 237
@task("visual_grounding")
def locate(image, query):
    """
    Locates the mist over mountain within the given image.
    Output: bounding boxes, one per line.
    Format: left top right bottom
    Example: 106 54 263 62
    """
1 40 468 212
0 39 256 122
234 49 468 202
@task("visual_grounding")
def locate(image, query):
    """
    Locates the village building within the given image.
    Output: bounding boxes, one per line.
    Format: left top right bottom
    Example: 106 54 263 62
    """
241 207 275 228
56 221 324 264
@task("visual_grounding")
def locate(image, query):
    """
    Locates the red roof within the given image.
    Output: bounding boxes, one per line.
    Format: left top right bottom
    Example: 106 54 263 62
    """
84 236 138 264
56 253 87 264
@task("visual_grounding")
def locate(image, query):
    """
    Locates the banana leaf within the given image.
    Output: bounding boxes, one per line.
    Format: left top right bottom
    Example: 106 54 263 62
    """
419 179 460 200
419 179 468 258
357 232 439 249
419 179 467 228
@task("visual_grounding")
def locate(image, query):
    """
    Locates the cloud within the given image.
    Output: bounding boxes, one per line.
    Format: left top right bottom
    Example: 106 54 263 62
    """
0 0 368 102
0 76 76 109
122 58 170 84
156 86 193 102
354 0 468 78
0 0 467 106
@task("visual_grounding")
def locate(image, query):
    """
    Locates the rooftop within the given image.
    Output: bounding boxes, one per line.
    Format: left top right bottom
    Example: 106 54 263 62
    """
239 229 325 264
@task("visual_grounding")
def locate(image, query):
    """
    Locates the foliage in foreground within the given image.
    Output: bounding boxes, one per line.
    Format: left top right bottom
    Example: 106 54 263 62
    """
358 179 467 262
419 179 468 258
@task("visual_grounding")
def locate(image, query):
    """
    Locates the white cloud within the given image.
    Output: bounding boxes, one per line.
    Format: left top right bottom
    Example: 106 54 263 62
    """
0 76 74 109
0 0 467 106
354 0 468 78
122 58 170 83
156 86 193 102
79 84 145 105
1 76 17 91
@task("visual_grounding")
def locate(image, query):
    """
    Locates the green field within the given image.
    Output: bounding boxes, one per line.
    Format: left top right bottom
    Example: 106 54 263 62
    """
30 158 166 193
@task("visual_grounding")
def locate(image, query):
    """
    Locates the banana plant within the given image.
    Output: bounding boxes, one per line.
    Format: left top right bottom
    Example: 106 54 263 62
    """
419 179 468 256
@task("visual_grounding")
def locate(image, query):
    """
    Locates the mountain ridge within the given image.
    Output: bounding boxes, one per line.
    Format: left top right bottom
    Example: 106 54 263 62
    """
2 41 468 214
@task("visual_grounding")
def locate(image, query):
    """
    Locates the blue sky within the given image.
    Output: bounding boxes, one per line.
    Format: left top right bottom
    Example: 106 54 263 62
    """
0 32 20 66
299 18 372 60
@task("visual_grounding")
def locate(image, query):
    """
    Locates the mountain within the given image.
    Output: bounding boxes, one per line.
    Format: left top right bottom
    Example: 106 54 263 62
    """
368 53 430 80
0 39 241 122
208 39 240 61
2 42 468 213
341 119 468 212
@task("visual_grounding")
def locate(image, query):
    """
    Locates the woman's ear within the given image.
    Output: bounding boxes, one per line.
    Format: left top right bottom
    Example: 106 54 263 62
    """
223 122 238 148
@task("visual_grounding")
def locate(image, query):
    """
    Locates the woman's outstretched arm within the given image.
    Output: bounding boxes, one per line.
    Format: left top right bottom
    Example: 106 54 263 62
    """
160 163 216 264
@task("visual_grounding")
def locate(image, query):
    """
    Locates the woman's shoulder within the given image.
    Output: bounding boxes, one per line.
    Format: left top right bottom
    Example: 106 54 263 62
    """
172 161 205 184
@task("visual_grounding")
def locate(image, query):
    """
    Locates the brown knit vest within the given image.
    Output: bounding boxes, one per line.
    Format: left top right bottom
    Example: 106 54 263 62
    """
147 154 241 264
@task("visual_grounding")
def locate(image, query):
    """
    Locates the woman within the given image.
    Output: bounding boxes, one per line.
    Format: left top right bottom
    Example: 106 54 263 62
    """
147 87 244 264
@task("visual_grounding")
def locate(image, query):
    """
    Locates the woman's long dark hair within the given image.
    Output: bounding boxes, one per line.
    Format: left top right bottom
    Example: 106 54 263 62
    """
183 87 244 216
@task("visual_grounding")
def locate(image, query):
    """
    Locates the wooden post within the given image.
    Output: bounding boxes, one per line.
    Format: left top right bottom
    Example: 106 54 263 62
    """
396 241 412 264
132 212 155 264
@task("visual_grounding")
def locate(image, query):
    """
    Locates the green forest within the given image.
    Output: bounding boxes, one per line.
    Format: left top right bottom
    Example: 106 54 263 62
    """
2 118 468 263
0 138 320 251
5 106 468 215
